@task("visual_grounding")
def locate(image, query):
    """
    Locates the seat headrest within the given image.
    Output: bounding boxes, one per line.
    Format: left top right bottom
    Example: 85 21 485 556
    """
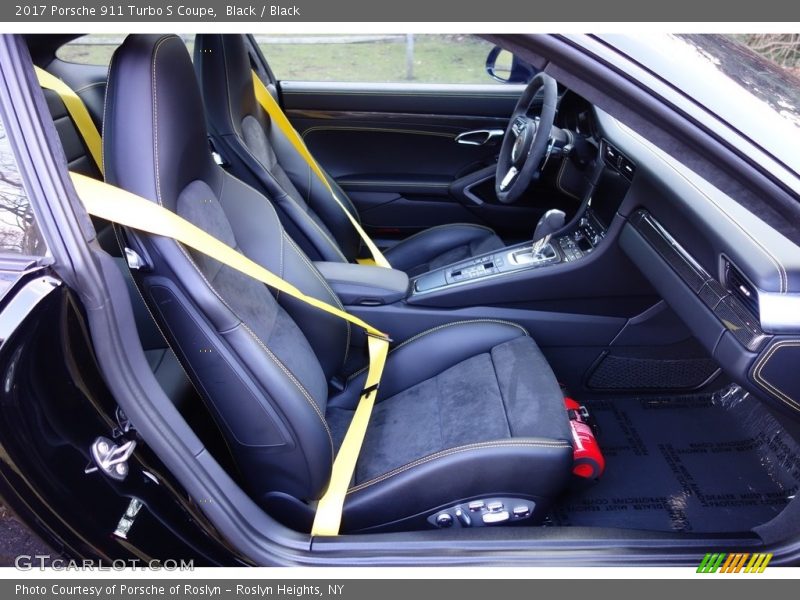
194 34 261 139
104 34 218 210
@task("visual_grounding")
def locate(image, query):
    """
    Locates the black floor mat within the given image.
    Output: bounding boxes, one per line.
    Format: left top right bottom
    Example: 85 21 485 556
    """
550 389 800 533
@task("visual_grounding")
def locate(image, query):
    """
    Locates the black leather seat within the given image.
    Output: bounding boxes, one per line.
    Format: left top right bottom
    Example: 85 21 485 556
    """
103 34 573 533
38 63 194 411
193 34 505 277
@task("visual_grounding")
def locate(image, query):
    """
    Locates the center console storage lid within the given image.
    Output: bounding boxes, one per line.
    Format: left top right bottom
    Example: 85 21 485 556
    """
314 261 410 306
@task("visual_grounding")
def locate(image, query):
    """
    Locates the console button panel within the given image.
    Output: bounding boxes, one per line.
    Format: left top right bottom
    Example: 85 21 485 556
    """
559 213 605 263
412 209 606 294
448 254 505 283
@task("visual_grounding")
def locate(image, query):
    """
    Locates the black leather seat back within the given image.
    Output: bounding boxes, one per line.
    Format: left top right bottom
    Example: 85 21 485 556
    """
104 34 351 503
42 88 103 179
194 34 362 263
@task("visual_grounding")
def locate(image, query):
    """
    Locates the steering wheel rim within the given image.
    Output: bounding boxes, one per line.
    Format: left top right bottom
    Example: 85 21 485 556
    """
495 73 558 204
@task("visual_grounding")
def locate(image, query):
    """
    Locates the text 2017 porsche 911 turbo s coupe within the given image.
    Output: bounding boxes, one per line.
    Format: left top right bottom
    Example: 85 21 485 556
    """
0 32 798 566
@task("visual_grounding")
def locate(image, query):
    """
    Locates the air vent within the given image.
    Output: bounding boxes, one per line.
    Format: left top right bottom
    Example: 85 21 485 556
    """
725 260 760 317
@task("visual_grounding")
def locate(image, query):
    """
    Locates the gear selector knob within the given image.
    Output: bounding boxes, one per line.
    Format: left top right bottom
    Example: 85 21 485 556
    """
533 209 566 243
531 209 566 255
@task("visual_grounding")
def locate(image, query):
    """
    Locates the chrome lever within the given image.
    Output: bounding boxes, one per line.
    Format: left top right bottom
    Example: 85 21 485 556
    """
85 436 137 481
455 129 504 146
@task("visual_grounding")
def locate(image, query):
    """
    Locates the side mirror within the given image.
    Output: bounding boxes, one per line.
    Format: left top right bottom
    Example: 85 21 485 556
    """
485 46 515 82
485 46 538 84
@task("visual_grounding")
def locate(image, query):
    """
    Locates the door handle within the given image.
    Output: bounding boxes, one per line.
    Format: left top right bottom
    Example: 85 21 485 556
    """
455 129 504 146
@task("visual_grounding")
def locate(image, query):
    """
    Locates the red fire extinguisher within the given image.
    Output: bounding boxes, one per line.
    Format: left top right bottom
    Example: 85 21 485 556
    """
564 397 605 479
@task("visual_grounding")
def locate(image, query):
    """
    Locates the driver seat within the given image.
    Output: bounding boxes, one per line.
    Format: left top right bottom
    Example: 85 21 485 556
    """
194 34 504 276
103 34 574 533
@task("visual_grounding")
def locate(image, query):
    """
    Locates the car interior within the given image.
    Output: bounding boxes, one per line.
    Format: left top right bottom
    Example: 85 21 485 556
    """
22 32 800 541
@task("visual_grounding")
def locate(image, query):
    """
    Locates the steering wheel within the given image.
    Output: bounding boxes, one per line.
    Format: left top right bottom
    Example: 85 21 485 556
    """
495 73 558 204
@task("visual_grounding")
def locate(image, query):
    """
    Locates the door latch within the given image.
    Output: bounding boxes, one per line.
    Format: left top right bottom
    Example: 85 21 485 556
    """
455 129 504 146
85 436 137 481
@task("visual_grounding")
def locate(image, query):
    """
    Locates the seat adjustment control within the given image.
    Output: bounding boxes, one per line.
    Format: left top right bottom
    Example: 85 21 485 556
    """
512 505 530 518
429 497 535 528
482 510 510 524
436 513 454 528
455 508 471 527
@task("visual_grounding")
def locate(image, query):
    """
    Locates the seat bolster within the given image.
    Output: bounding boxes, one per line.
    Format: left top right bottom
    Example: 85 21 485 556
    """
384 223 502 273
341 439 573 532
330 319 529 409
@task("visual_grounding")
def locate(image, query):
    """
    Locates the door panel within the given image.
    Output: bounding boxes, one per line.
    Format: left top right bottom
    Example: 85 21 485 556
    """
280 81 573 242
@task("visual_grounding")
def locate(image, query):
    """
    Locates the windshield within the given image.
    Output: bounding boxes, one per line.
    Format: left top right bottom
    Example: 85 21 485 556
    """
600 33 800 180
676 34 800 130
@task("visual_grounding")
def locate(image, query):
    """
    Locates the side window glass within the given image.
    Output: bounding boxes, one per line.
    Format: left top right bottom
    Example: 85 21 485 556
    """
0 117 46 256
260 34 504 84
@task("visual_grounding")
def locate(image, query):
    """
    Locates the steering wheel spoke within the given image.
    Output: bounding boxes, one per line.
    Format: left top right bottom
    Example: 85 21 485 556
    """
499 166 519 191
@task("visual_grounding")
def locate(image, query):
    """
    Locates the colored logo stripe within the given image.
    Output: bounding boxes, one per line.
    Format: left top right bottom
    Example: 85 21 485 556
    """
744 553 773 573
697 552 772 573
697 553 726 573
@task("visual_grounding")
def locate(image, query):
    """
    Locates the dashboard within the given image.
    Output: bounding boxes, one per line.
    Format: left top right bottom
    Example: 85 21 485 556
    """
592 107 800 419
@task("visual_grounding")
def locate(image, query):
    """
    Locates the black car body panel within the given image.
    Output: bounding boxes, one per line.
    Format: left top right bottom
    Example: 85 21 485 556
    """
0 268 244 565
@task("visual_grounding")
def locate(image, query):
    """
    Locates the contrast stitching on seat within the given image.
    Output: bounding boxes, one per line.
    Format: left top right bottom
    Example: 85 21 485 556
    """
346 319 529 382
347 440 571 493
215 39 348 266
220 35 239 135
225 157 348 265
100 46 118 176
240 320 334 454
151 35 177 208
127 36 334 456
284 233 351 366
235 127 348 263
177 233 335 463
489 350 513 438
177 242 334 453
244 72 362 258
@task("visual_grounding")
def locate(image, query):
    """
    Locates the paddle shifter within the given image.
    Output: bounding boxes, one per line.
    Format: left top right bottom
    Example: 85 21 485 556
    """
531 209 566 255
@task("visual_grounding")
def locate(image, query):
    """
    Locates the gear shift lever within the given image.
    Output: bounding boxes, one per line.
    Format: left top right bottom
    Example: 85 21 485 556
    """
531 209 566 254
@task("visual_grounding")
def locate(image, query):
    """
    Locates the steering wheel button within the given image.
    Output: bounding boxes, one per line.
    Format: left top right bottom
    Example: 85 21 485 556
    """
487 501 504 512
468 500 485 511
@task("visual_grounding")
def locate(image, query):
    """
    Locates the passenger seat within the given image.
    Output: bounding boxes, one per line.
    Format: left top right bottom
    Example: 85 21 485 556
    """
36 59 195 410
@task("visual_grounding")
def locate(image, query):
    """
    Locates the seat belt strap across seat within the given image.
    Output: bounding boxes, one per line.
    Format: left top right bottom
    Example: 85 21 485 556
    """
35 67 104 176
70 172 388 537
251 71 391 269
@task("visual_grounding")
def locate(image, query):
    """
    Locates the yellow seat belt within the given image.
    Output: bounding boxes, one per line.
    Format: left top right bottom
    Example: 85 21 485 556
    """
70 172 388 536
251 71 391 269
36 67 103 176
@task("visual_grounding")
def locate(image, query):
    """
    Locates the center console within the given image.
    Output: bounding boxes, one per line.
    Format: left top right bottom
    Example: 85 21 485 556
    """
412 209 607 295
